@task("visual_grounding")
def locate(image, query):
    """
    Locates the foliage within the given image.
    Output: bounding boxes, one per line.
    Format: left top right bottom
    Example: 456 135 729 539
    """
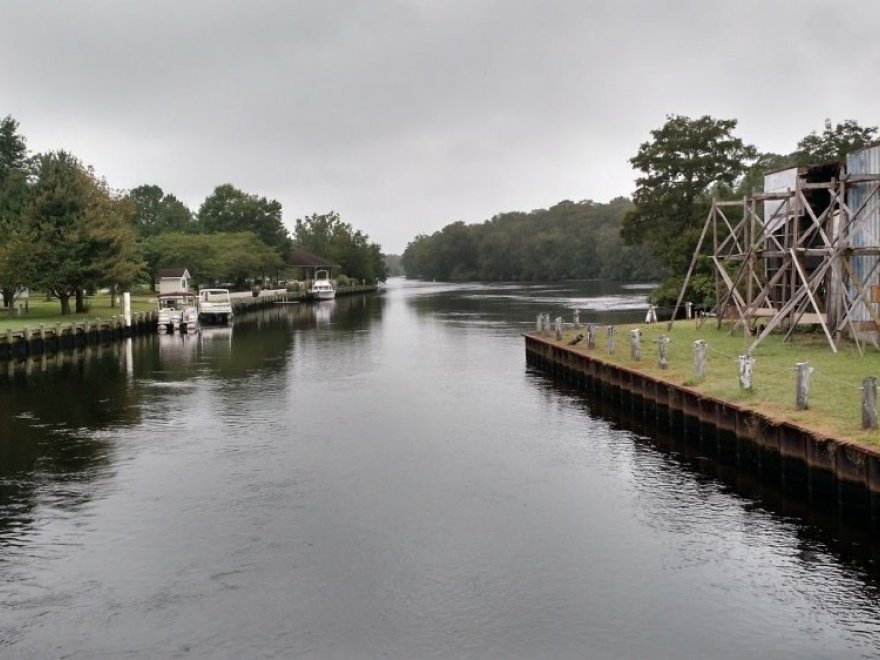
402 198 660 282
622 115 757 274
793 118 878 164
129 184 194 236
293 211 386 282
27 151 143 314
197 184 292 260
383 253 405 277
0 115 34 307
145 231 283 287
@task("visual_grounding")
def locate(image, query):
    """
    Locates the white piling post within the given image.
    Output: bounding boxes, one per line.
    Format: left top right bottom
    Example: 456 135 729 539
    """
554 316 563 341
574 310 580 329
686 302 693 320
536 314 543 333
645 306 657 324
693 340 707 381
795 362 813 410
862 377 878 430
629 328 641 360
607 326 615 355
123 291 132 328
657 335 669 369
737 354 754 390
586 324 596 349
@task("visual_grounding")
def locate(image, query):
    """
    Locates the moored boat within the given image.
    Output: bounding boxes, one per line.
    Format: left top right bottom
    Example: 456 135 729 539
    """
198 288 234 325
157 292 199 333
309 270 336 301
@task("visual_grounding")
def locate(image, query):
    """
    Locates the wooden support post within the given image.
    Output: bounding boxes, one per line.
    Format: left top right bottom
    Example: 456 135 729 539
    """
629 329 641 360
586 324 596 350
862 377 878 430
657 335 669 369
536 314 543 333
686 302 693 320
693 340 707 381
607 326 615 355
737 354 754 390
644 306 657 324
574 310 580 329
554 317 562 341
795 362 813 411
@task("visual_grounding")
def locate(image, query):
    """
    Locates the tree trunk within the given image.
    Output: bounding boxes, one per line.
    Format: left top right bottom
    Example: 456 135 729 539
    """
75 289 85 313
110 285 117 308
59 293 71 315
1 288 13 309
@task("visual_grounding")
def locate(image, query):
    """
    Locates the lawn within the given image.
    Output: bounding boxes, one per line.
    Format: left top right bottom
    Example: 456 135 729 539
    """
1 293 158 331
552 319 880 448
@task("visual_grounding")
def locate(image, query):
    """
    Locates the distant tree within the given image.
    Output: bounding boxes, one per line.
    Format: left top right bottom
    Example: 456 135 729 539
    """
197 184 291 260
622 115 757 276
129 184 194 236
294 211 385 282
793 118 878 164
383 254 405 277
145 231 282 288
401 197 657 282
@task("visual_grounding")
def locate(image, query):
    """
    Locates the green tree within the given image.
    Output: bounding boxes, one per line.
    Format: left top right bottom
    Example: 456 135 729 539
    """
294 211 385 282
197 184 291 260
28 151 142 314
622 115 757 275
793 118 878 164
129 184 194 237
145 231 282 288
0 116 34 308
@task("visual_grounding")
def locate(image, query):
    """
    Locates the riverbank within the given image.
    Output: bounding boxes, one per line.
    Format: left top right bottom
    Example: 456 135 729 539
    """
536 320 880 447
0 284 378 360
525 321 880 494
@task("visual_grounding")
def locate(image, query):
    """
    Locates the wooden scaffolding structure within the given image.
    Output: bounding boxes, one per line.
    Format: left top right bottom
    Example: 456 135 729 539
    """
671 165 880 355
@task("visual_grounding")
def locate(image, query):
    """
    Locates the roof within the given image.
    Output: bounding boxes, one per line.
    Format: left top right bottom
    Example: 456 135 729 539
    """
290 248 339 268
158 267 190 278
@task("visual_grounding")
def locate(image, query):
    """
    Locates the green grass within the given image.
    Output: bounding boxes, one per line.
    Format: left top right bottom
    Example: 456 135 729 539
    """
554 320 880 448
0 293 158 331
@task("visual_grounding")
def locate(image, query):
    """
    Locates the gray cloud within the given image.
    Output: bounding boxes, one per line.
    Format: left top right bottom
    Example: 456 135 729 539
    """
2 0 878 253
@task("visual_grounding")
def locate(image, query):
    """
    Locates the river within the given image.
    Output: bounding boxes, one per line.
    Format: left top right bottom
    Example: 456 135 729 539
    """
1 278 879 658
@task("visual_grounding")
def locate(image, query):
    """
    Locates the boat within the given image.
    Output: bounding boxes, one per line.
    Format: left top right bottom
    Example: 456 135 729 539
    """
198 288 234 325
157 292 199 333
309 270 336 301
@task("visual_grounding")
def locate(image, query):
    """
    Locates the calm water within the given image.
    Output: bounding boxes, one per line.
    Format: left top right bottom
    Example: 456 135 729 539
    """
2 279 880 659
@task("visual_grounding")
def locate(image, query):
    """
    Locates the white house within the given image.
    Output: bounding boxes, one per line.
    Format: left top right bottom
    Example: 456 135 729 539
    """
157 267 192 294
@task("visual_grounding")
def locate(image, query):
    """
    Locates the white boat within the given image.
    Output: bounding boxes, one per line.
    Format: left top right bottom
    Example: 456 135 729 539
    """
198 288 234 325
157 292 199 333
309 271 336 301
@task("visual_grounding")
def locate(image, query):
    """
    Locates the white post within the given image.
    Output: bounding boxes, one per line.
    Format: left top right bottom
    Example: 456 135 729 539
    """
629 328 641 360
693 340 707 381
795 362 813 410
686 302 693 320
737 354 754 390
536 314 543 333
574 310 580 329
645 306 657 324
657 335 669 369
123 291 132 328
862 376 878 430
586 324 596 349
554 317 563 341
607 326 615 355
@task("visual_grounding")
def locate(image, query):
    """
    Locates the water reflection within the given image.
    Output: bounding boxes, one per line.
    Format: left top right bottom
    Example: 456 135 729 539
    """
527 370 880 654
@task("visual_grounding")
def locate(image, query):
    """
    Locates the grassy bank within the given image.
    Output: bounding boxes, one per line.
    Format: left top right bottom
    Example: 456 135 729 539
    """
0 294 158 331
552 320 880 447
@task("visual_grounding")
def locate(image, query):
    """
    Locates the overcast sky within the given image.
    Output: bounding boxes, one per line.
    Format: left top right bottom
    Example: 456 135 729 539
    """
2 1 878 253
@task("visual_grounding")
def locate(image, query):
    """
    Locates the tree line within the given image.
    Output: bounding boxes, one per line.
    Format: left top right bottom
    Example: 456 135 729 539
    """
401 116 877 302
0 115 386 314
401 198 660 282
